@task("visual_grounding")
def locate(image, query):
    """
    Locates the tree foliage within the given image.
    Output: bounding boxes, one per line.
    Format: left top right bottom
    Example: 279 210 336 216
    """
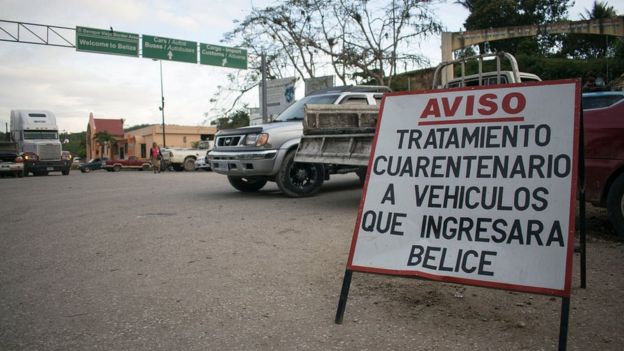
560 1 620 59
93 131 116 156
62 131 87 159
225 0 441 86
457 0 572 55
204 0 442 122
211 109 250 130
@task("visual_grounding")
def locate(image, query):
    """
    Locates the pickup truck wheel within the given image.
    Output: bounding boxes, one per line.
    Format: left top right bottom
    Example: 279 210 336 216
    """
356 167 367 186
227 176 267 192
141 164 150 171
113 165 122 172
607 174 624 240
81 167 90 173
276 151 324 197
183 158 196 172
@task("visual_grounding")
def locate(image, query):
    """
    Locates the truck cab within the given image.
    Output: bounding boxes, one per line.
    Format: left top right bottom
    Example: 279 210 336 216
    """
10 110 71 176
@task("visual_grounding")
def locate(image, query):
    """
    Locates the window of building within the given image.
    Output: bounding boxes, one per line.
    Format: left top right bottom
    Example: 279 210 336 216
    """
140 144 146 158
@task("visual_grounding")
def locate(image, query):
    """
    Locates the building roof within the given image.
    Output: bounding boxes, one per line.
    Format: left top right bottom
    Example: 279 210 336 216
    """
93 118 124 136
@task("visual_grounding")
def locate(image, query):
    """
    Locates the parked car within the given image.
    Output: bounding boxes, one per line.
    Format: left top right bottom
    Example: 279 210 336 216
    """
194 152 211 171
583 91 624 239
103 156 151 172
71 157 82 169
0 151 24 178
79 157 108 173
160 146 211 172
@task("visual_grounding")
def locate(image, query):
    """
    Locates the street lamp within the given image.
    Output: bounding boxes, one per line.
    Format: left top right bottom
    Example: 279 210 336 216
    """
154 59 166 148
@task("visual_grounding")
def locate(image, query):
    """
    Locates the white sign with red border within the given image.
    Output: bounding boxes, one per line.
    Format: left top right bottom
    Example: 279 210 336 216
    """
348 80 580 297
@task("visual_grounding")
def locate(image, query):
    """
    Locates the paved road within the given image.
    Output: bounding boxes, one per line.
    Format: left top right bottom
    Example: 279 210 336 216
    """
0 171 365 350
1 171 623 350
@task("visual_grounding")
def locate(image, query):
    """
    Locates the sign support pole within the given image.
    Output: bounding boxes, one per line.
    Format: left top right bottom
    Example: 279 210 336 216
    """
335 270 353 324
261 53 268 124
158 60 166 148
558 297 571 351
578 108 587 288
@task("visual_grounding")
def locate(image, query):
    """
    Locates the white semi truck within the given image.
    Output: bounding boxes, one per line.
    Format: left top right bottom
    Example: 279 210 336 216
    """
10 110 71 176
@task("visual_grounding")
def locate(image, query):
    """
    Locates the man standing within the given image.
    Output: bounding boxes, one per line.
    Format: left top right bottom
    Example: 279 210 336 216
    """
150 142 162 174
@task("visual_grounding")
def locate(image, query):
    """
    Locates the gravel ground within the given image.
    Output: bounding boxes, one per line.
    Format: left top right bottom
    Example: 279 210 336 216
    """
0 171 622 350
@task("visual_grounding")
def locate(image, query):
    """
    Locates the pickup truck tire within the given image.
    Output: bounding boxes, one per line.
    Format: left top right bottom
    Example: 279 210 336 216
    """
141 164 150 171
607 173 624 240
183 158 196 172
228 176 267 192
356 167 367 186
276 151 324 197
113 165 122 172
81 167 90 173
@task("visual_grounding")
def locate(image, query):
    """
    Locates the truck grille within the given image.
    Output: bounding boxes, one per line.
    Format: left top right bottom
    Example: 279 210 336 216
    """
37 143 61 160
216 135 243 147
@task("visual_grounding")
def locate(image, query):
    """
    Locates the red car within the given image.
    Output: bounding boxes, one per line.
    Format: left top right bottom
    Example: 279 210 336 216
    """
103 156 152 172
583 91 624 238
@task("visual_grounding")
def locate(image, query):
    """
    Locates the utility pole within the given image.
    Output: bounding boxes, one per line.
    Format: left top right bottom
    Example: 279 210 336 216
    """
261 53 268 124
158 60 166 147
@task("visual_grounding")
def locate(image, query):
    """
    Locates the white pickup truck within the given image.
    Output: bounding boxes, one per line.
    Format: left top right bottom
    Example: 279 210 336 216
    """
295 52 541 171
161 141 212 172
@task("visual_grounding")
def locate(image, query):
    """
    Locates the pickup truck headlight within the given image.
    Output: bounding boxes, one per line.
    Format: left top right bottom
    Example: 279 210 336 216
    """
244 133 269 146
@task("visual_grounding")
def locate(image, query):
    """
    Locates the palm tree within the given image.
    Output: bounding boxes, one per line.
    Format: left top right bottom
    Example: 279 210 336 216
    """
580 1 617 21
562 1 619 59
93 131 116 158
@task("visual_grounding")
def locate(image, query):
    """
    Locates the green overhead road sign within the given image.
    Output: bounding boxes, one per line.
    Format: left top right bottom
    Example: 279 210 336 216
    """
200 44 247 69
142 35 197 63
76 26 139 57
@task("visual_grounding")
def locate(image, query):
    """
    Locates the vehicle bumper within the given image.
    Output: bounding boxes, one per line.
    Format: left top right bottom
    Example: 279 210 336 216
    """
25 160 71 173
208 149 281 176
0 162 24 173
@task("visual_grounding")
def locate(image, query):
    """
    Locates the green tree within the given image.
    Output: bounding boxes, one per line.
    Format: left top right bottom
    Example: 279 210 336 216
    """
62 131 87 158
561 1 620 59
458 0 572 55
213 109 250 130
93 131 116 157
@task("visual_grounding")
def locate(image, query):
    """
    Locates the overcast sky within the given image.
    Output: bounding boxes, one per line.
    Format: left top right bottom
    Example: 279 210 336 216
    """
0 0 605 133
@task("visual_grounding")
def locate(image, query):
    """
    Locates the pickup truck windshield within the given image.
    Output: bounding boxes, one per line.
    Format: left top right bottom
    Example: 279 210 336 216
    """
273 94 339 122
23 131 59 140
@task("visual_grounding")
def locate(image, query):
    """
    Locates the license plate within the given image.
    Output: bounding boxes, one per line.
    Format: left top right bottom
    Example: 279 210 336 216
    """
47 167 54 171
